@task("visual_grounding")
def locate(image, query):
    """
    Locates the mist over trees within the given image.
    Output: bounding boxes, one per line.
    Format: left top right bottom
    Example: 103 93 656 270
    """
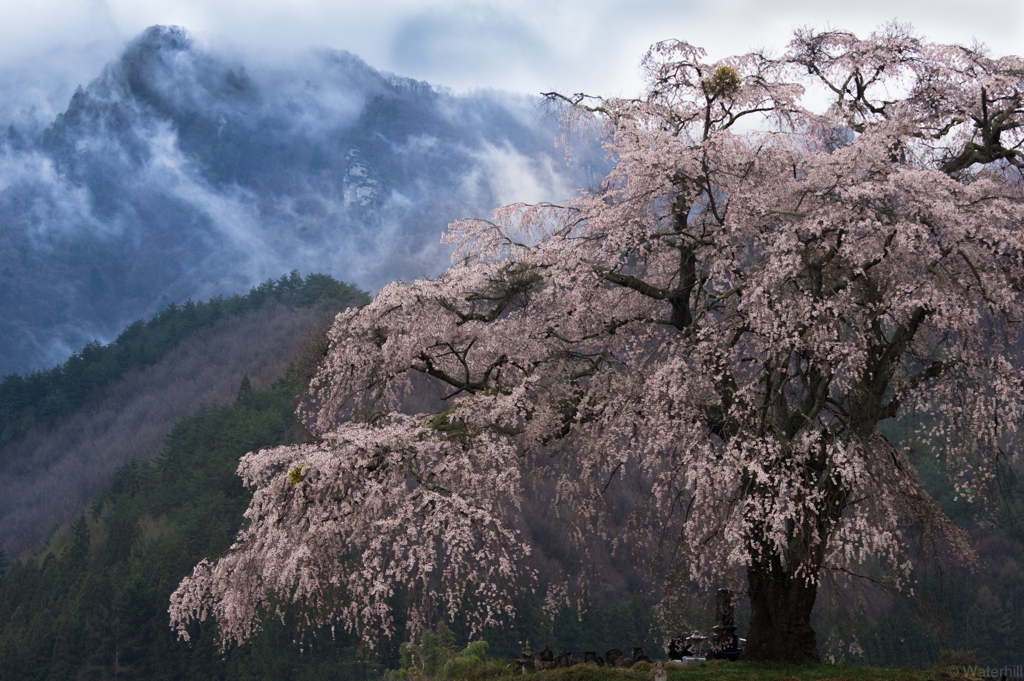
0 25 604 377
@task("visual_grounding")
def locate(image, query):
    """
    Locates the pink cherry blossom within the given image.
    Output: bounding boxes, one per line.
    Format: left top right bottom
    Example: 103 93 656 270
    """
171 25 1024 663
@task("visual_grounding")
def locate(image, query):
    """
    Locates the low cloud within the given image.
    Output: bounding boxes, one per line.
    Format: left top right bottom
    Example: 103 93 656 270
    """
0 26 603 376
3 1 1020 109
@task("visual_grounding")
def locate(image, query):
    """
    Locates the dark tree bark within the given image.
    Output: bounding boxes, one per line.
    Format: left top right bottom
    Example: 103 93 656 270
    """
741 561 820 664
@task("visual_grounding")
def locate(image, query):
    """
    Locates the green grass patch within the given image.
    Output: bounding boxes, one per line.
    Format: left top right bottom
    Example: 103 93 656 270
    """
400 660 948 681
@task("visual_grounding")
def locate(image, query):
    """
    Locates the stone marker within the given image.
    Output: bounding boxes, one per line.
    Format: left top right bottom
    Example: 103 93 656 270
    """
708 589 741 661
516 641 536 672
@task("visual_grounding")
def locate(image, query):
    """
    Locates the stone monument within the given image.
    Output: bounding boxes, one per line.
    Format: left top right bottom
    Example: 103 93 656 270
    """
539 645 556 670
707 589 741 661
516 641 536 672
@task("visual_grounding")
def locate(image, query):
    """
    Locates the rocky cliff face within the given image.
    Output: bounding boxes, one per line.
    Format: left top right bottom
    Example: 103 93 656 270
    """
0 25 603 376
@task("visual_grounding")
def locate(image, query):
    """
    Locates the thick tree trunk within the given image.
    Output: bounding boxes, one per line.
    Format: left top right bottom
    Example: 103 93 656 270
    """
740 563 820 663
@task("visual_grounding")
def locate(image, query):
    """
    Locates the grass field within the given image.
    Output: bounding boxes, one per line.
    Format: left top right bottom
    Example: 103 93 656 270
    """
391 658 970 681
481 662 945 681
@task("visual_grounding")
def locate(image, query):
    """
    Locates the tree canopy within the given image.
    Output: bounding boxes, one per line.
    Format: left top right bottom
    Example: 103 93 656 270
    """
170 24 1024 663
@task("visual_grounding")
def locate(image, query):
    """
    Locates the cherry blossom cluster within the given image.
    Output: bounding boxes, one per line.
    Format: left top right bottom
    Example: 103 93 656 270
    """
171 25 1024 654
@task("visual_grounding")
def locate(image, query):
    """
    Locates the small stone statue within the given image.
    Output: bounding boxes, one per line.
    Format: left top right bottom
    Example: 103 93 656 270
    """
539 645 556 669
517 641 536 673
653 661 667 681
687 633 705 658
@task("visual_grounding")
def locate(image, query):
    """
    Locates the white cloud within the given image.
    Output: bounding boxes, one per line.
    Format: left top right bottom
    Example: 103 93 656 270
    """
464 140 575 207
0 0 1020 110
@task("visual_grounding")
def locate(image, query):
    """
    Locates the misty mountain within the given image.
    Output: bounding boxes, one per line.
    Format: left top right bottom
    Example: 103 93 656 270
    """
0 25 602 377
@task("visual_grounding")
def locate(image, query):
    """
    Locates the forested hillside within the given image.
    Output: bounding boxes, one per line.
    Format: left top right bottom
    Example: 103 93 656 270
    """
0 370 374 680
0 271 368 559
0 271 362 448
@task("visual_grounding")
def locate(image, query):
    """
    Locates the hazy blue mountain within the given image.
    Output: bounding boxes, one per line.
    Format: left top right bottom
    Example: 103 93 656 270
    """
0 25 601 377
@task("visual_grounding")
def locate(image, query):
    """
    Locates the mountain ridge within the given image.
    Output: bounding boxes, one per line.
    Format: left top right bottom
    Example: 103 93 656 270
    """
0 24 603 377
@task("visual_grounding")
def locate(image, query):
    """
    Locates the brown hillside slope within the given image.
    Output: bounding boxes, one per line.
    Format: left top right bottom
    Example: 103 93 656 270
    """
0 300 339 558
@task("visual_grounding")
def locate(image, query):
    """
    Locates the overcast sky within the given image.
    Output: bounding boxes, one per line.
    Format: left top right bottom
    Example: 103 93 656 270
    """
0 0 1021 116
